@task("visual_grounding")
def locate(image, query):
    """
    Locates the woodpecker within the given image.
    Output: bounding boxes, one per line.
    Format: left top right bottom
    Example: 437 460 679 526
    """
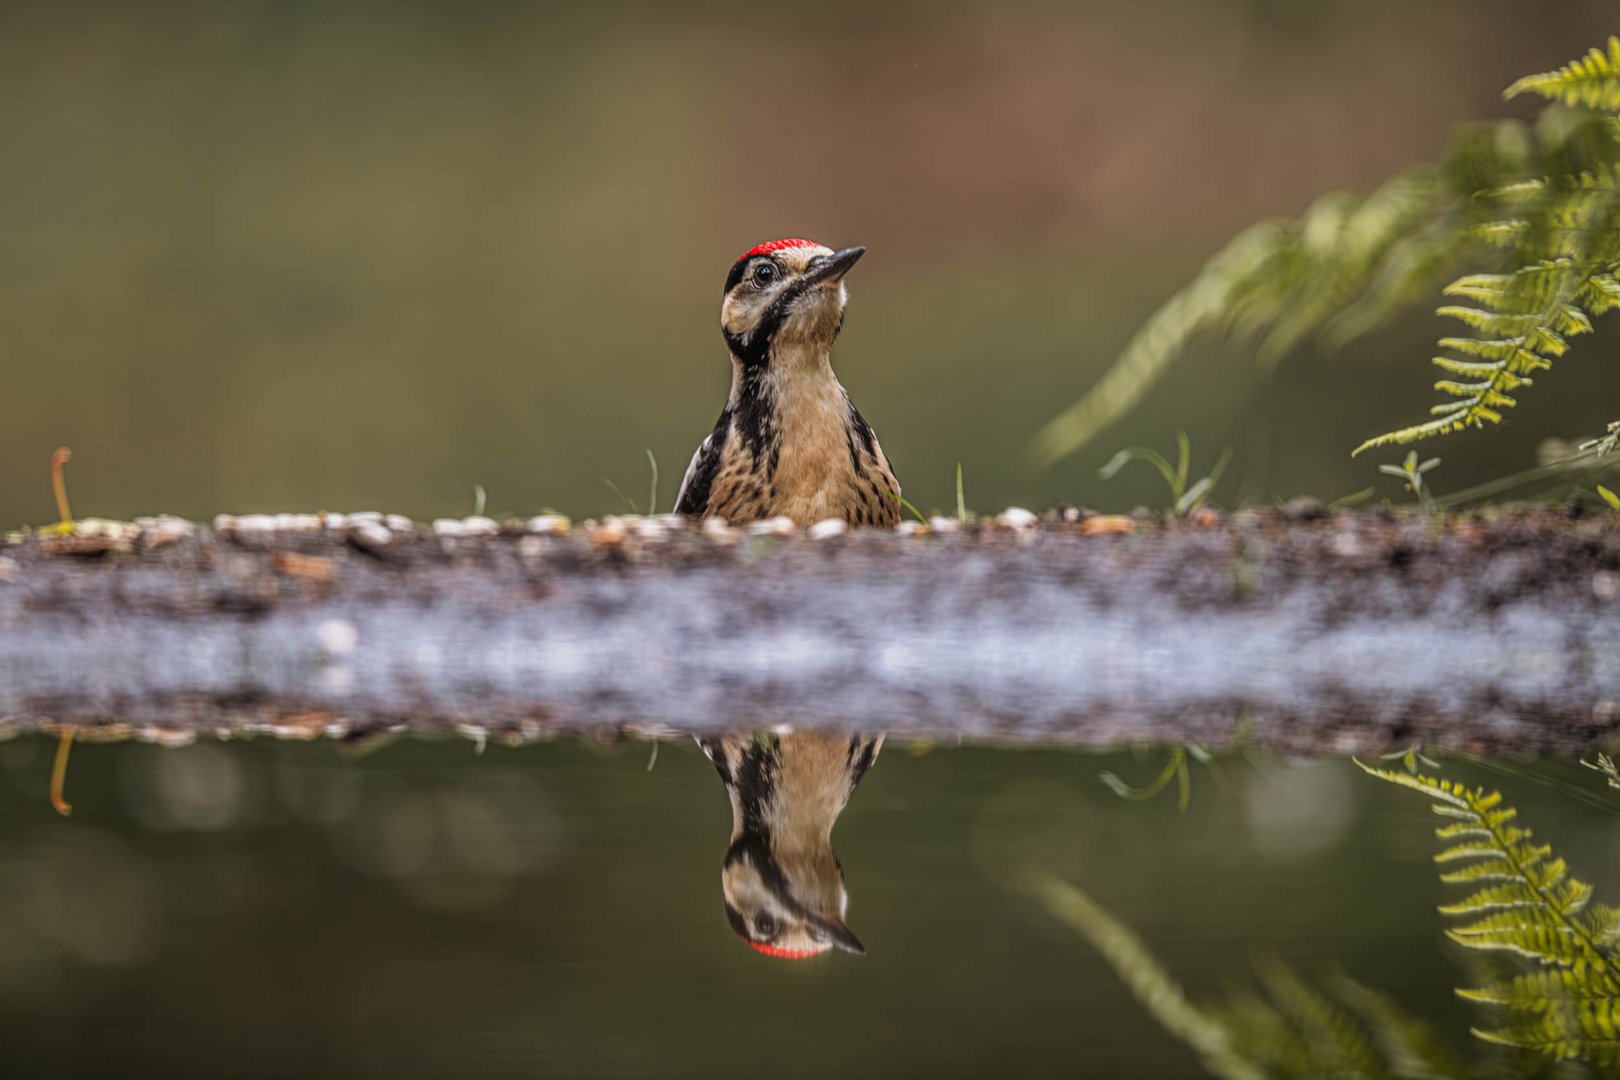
674 239 902 527
700 730 883 959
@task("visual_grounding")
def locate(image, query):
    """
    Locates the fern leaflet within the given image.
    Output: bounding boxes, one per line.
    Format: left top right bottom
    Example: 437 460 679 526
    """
1506 36 1620 112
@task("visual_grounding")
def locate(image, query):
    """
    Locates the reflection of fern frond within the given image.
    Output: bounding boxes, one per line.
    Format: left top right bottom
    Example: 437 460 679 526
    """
1032 36 1620 467
1032 877 1470 1080
1359 762 1620 1067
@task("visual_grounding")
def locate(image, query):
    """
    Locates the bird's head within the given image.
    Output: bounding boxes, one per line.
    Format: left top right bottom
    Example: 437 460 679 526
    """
720 238 865 366
721 831 866 960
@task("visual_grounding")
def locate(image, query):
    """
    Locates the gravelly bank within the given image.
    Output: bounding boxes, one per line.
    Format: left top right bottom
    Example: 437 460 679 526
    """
2 505 1618 753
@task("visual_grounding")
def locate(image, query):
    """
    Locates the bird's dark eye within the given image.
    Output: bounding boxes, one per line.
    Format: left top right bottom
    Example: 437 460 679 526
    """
751 262 776 288
754 914 776 937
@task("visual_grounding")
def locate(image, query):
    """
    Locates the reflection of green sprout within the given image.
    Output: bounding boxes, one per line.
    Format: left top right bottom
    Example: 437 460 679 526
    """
1377 742 1440 775
1099 433 1229 516
1099 744 1212 813
1583 750 1620 790
1377 451 1440 506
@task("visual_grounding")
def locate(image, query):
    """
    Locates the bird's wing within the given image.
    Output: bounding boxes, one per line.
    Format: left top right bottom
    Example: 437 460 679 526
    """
674 420 727 516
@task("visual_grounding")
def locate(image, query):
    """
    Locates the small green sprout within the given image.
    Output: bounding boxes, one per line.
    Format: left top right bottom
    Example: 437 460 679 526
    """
1099 432 1229 516
1377 450 1440 505
1597 484 1620 511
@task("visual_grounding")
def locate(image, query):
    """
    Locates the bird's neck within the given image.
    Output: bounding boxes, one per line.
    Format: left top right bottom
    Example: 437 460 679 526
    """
728 342 836 405
722 732 878 851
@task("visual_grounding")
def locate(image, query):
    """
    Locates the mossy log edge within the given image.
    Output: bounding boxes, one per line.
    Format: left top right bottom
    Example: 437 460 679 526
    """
2 506 1618 754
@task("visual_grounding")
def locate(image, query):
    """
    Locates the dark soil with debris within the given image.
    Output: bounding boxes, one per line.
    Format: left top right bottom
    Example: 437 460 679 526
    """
2 504 1618 753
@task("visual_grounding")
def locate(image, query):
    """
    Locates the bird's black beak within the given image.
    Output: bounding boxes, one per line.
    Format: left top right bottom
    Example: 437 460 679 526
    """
804 246 865 287
810 914 867 956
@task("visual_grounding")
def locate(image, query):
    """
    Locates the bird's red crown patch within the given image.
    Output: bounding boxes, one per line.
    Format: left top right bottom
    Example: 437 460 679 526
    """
738 238 824 262
745 939 824 960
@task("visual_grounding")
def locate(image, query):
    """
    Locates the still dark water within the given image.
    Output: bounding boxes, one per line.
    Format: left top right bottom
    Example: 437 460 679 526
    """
0 732 1616 1079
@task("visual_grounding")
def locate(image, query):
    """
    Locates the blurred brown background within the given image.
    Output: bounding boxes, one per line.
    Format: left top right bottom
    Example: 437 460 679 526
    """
2 0 1616 522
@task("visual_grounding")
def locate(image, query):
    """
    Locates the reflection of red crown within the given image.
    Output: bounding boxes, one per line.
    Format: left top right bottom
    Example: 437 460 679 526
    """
745 938 825 960
738 238 823 262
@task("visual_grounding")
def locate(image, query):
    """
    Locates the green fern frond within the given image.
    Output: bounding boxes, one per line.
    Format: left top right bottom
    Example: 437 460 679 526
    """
1035 35 1620 468
1507 36 1620 111
1360 761 1620 1065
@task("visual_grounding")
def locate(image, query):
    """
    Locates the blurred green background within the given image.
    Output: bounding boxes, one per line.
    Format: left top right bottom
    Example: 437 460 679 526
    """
3 0 1618 523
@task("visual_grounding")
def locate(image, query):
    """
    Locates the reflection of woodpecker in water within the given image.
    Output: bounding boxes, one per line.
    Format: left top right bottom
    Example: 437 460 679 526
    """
699 731 883 959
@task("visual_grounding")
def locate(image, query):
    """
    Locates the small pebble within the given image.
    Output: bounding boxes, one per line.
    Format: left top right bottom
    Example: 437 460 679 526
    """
236 514 276 534
432 518 466 537
349 521 392 550
527 514 571 534
461 516 499 537
748 516 797 536
928 516 959 533
1080 515 1135 536
385 514 413 533
997 507 1038 528
589 521 626 547
808 518 847 540
1595 571 1619 601
349 511 384 525
896 521 927 537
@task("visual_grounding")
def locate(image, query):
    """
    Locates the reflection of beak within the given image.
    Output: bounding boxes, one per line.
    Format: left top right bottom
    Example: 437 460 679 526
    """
803 246 865 287
810 913 867 956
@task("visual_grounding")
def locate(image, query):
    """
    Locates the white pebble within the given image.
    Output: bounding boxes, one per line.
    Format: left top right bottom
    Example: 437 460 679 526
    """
144 518 194 549
896 521 925 537
432 518 466 537
928 516 959 533
236 514 276 534
349 511 384 525
527 514 570 534
461 516 498 537
212 514 238 532
321 513 349 531
748 516 797 536
385 514 413 533
350 521 392 549
808 518 847 540
997 507 1038 528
